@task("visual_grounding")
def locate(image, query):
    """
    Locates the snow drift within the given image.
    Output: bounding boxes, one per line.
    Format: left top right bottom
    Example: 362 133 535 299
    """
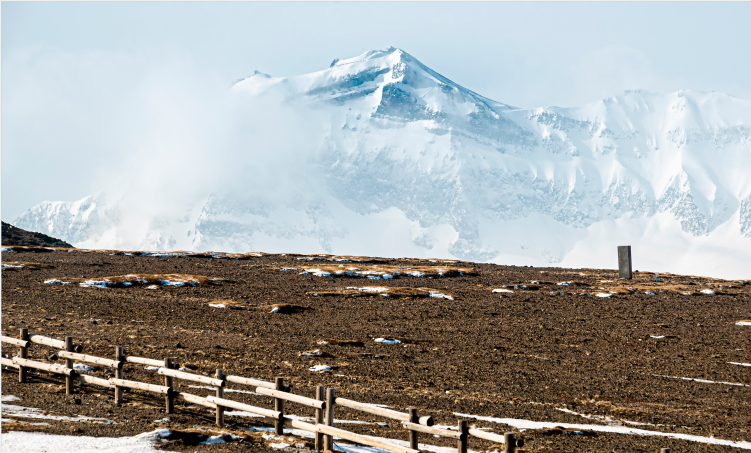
13 47 751 278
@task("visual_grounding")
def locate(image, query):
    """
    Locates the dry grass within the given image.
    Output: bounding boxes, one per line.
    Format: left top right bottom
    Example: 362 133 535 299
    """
310 286 455 299
1 261 55 270
206 300 247 309
496 275 745 297
292 253 387 263
295 264 475 279
45 274 227 288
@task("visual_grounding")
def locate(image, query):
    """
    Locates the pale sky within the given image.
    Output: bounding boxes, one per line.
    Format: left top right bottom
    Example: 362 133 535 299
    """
3 1 750 221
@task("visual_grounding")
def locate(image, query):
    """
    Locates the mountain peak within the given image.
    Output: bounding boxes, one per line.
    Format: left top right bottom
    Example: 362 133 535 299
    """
329 46 405 68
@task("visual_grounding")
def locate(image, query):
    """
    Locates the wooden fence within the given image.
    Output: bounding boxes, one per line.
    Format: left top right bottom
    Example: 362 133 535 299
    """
1 329 524 453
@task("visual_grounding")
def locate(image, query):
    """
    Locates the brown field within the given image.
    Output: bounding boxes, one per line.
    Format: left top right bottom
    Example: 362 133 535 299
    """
1 247 749 452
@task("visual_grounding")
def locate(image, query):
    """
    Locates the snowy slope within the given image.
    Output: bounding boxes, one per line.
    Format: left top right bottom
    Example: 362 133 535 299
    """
13 47 751 278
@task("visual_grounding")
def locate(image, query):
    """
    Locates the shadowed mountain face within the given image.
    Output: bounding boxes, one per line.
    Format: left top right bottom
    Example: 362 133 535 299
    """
2 221 72 248
11 47 751 277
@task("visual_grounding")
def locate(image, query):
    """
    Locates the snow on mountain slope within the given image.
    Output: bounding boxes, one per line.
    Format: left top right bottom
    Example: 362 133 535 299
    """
13 47 751 278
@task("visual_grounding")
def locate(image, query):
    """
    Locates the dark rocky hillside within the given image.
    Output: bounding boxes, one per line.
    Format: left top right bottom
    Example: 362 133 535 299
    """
2 221 73 248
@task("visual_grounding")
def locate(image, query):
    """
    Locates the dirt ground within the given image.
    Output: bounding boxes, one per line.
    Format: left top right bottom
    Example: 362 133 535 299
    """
1 247 749 452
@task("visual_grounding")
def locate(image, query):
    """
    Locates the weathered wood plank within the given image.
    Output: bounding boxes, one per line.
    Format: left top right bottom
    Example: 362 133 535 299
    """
124 355 164 367
12 357 74 376
157 368 224 387
335 397 432 425
206 396 281 420
109 378 170 395
317 424 420 453
226 375 276 389
402 421 462 439
75 374 114 388
177 392 216 408
1 336 29 348
58 351 121 369
256 386 325 409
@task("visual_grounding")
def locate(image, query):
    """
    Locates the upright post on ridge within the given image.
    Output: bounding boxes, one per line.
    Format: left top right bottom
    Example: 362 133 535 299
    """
114 346 124 405
215 369 225 427
661 449 671 453
324 388 335 451
164 357 174 414
18 328 28 383
315 385 325 451
275 376 285 434
618 245 632 280
65 336 74 395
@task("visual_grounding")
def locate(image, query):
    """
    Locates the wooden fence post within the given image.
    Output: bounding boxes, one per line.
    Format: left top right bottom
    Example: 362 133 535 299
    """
618 245 632 280
216 369 225 427
408 407 418 450
661 449 671 453
504 432 516 453
458 420 468 453
275 376 285 435
324 388 335 451
65 336 74 395
18 328 28 383
315 385 325 451
164 357 174 414
114 346 124 405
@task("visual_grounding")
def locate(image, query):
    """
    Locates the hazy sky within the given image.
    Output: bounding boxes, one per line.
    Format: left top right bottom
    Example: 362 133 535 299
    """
3 1 750 221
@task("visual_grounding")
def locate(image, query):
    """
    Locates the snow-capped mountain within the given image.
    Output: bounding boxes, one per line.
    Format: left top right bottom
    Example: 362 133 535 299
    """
13 47 751 278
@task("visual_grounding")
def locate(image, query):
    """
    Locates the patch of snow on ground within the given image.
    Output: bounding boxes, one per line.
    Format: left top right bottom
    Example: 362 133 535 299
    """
492 289 513 293
309 365 331 372
454 412 751 449
728 362 751 367
1 404 112 423
1 429 172 453
1 395 21 402
653 374 749 387
374 338 402 345
736 321 751 326
595 293 612 298
44 279 70 285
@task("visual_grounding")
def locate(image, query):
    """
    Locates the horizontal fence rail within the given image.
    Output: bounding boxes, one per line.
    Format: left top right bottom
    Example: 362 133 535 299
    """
157 368 224 387
1 335 29 348
255 386 325 409
58 351 121 369
335 397 433 426
226 374 278 390
124 355 164 367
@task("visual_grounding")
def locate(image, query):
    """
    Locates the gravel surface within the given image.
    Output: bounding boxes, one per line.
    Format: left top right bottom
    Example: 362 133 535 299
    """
1 248 749 452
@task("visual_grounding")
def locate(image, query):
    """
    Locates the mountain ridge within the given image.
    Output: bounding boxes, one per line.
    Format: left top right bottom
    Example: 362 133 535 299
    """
13 47 751 278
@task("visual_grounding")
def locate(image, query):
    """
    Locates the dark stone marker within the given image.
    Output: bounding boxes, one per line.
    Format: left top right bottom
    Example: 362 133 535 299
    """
618 245 632 279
